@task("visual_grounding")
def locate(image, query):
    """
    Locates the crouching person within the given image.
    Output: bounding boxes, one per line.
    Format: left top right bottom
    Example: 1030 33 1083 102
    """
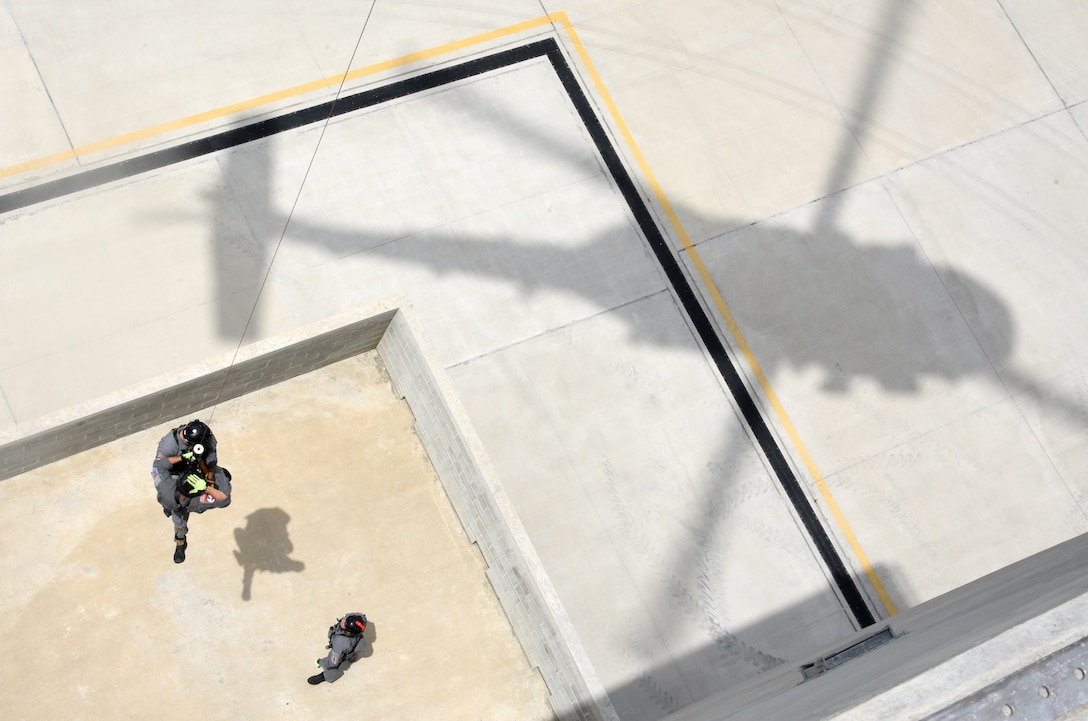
309 613 368 685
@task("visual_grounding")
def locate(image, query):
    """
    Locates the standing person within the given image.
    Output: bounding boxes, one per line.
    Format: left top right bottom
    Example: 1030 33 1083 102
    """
151 419 232 563
309 613 368 685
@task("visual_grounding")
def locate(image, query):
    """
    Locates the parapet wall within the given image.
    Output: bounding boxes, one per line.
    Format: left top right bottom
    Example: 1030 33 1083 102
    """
0 307 395 482
665 531 1088 721
378 307 618 721
0 300 615 721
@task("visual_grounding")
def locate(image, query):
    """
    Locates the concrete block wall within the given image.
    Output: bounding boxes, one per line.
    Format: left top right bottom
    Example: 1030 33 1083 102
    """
378 308 619 721
0 306 395 482
1 298 615 721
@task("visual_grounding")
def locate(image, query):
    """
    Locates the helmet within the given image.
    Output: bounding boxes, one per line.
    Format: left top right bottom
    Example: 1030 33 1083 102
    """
182 419 210 447
342 614 367 636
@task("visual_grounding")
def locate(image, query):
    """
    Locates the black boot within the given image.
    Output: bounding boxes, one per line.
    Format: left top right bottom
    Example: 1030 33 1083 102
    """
173 536 187 564
308 659 326 685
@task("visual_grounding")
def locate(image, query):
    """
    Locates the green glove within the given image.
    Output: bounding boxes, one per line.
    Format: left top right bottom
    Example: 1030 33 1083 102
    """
181 451 195 461
183 473 207 495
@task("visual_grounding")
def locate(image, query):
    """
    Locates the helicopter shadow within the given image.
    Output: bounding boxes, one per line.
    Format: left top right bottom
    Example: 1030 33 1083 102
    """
181 3 1088 718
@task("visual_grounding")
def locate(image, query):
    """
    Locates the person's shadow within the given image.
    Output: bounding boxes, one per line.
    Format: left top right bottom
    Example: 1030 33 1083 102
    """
232 507 305 601
355 620 377 661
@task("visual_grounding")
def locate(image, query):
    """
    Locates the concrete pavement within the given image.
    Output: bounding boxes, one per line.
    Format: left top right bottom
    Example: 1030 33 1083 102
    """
3 2 1088 719
0 353 553 721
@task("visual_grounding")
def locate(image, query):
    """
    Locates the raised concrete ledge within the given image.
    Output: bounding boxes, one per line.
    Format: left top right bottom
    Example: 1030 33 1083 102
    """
664 532 1088 721
379 307 619 721
0 300 399 482
0 298 617 721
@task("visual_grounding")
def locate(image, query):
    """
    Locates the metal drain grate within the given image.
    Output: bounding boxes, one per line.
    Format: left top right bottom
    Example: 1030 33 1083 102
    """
801 626 896 680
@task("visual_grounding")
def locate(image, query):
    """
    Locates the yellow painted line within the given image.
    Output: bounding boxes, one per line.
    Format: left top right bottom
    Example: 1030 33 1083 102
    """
551 11 898 617
6 8 896 617
0 13 566 181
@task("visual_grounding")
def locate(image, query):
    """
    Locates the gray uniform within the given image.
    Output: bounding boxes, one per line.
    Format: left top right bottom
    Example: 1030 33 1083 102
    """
151 426 231 538
317 618 367 682
152 425 219 471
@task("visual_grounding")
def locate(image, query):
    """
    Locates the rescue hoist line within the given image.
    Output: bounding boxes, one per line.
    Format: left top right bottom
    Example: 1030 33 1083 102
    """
207 2 379 422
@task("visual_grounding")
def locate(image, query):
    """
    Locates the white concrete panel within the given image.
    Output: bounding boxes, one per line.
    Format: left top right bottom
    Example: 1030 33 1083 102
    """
390 58 602 223
778 0 1062 174
281 0 383 79
0 216 140 369
137 282 299 371
0 379 17 431
440 178 663 325
0 382 17 434
258 58 668 365
0 5 73 181
885 111 1088 385
1073 102 1088 139
692 179 1007 479
279 174 665 367
0 156 299 419
449 293 855 721
1013 365 1088 519
93 164 276 326
0 327 159 422
644 0 874 222
0 159 289 347
8 0 332 150
1000 0 1088 106
217 116 449 275
276 223 469 325
0 194 97 278
568 1 869 228
357 0 544 65
557 2 694 94
545 0 638 26
827 396 1088 607
0 277 296 423
611 78 756 247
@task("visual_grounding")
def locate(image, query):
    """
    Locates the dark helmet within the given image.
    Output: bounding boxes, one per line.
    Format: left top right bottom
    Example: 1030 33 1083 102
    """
182 419 211 447
342 614 367 636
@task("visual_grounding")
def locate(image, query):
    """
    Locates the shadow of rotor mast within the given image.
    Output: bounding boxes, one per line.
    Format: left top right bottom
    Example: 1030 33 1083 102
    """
191 4 1084 720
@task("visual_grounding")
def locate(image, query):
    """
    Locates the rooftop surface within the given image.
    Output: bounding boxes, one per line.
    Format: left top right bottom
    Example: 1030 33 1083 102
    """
2 2 1088 720
0 353 553 721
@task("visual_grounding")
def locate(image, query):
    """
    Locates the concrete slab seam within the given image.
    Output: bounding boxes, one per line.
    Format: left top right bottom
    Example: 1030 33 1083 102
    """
540 28 882 625
0 13 571 184
1 23 879 654
550 13 898 621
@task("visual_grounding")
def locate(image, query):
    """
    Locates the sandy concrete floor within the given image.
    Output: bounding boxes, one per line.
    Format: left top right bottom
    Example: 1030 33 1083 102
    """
4 4 1088 719
0 352 553 721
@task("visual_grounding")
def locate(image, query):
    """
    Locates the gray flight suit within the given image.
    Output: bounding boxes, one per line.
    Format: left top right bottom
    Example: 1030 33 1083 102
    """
151 425 231 538
317 621 367 682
